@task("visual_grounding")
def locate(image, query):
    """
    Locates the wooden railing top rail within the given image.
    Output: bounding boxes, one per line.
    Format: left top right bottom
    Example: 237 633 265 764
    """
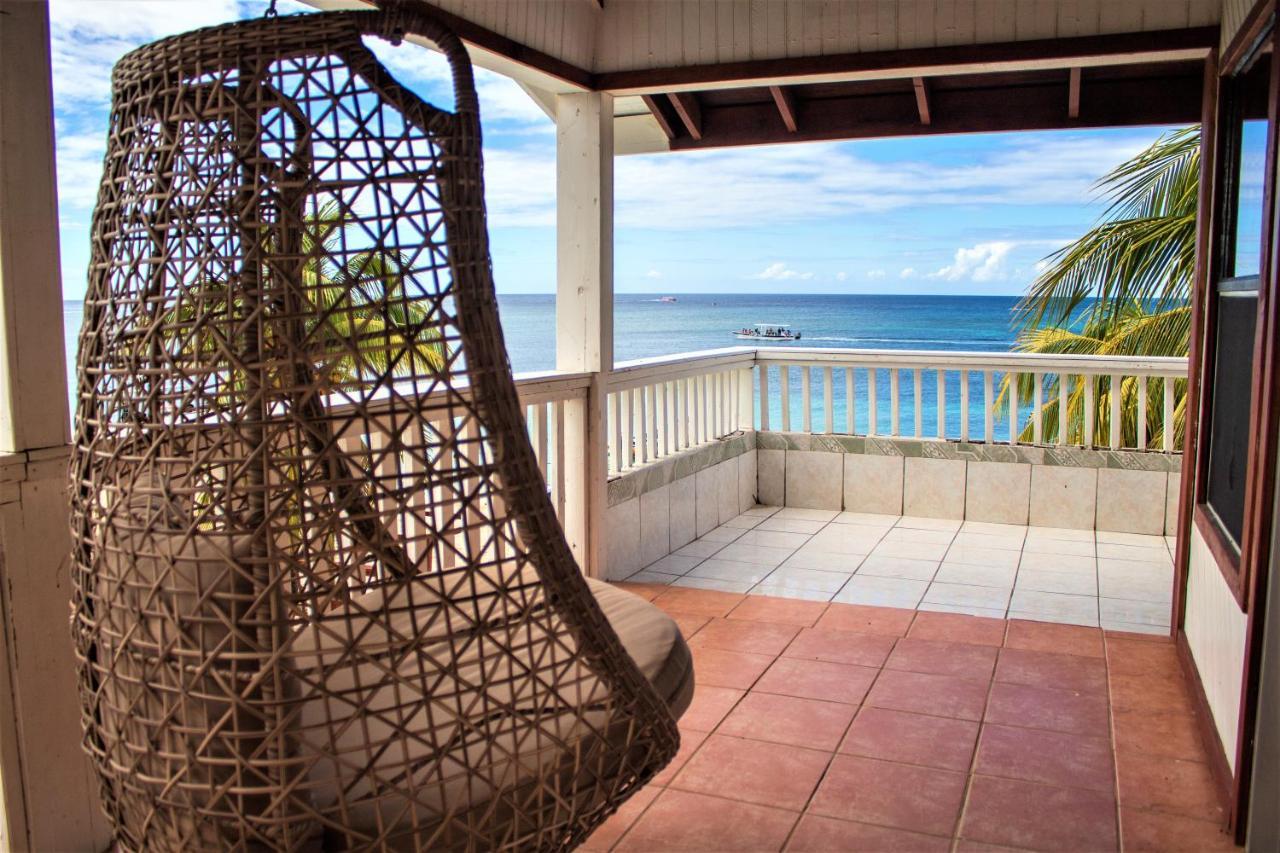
608 347 757 390
752 346 1189 377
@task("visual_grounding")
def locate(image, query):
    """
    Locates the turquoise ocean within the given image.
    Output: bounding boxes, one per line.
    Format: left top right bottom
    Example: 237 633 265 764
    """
62 293 1028 439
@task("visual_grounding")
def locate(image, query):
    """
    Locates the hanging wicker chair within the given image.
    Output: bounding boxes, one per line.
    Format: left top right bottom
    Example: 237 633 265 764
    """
68 6 689 850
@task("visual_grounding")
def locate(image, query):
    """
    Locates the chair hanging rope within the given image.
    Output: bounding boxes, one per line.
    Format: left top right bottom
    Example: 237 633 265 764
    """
68 7 679 850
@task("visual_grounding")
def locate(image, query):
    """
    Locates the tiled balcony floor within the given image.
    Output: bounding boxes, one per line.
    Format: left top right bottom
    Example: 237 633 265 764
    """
625 507 1174 635
586 589 1231 852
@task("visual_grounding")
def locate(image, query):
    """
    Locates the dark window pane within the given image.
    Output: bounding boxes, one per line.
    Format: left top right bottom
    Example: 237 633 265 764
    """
1206 290 1258 545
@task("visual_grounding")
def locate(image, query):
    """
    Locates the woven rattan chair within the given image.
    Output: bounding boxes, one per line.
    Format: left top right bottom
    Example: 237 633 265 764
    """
68 7 688 850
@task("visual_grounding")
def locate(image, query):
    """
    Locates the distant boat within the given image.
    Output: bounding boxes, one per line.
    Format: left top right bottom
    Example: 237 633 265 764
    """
734 323 801 341
658 296 678 303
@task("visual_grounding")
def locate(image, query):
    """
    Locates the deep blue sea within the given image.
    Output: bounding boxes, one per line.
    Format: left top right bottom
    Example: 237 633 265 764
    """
62 293 1025 438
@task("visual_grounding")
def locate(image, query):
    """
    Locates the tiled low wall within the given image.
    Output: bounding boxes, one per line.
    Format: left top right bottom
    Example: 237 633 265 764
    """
604 432 757 580
757 432 1180 536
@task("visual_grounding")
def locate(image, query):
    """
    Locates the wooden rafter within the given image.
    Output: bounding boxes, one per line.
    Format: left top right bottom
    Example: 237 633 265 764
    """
1069 67 1082 118
641 94 678 139
769 85 798 132
667 92 703 140
912 77 931 125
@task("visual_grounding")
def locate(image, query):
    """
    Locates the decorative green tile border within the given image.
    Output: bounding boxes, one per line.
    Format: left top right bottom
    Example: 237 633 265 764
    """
755 430 1181 472
607 431 756 506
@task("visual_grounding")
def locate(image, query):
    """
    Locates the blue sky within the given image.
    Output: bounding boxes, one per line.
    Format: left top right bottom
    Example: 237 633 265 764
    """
49 0 1185 301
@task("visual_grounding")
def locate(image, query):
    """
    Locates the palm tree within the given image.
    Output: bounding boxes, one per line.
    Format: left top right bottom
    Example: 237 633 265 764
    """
999 126 1198 446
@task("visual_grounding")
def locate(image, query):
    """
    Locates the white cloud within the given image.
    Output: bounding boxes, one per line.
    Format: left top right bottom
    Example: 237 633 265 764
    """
645 269 664 279
899 267 918 279
865 269 886 279
835 271 848 281
930 241 1017 282
751 262 813 281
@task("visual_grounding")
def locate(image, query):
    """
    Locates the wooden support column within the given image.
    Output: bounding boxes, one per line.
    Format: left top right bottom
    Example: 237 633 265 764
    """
556 91 614 578
0 2 109 849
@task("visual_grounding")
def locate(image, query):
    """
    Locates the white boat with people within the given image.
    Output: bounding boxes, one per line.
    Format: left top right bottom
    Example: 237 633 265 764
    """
733 323 801 341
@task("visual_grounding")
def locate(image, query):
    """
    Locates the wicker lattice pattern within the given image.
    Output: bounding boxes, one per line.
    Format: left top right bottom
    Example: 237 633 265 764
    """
68 7 677 850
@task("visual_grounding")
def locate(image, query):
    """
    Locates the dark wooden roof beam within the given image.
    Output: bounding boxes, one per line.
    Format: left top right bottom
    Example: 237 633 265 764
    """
641 94 679 140
667 92 704 140
1068 67 1082 118
769 85 799 132
912 77 931 125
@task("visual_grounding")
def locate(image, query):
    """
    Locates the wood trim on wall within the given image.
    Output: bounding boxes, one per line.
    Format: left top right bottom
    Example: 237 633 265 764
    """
1223 0 1277 74
1177 631 1237 818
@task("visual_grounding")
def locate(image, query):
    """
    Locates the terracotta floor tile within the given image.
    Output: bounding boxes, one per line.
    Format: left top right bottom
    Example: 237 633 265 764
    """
1106 637 1181 679
690 646 775 690
718 691 857 751
681 685 745 732
670 734 831 811
809 754 967 836
785 814 951 852
651 727 709 786
782 626 897 667
1111 709 1205 762
815 602 916 637
1119 807 1235 852
975 723 1115 793
907 610 1007 647
886 637 998 682
1004 618 1105 658
581 783 662 851
1116 749 1226 823
840 707 979 771
985 681 1109 736
613 581 669 602
994 647 1108 694
1109 672 1194 715
960 775 1118 851
953 841 1037 852
690 618 801 656
754 656 878 705
615 788 798 852
672 613 710 639
652 587 748 619
1105 628 1174 644
866 668 990 721
728 595 829 627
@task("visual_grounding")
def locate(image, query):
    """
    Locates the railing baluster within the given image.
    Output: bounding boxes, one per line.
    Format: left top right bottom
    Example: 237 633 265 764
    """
738 367 754 431
1059 375 1069 446
1163 376 1175 452
1009 373 1019 445
533 401 549 476
983 371 994 443
634 387 647 464
890 368 900 437
936 369 946 439
823 366 834 434
867 368 878 436
1137 376 1147 451
759 365 771 431
1109 373 1122 450
845 367 855 434
648 383 660 458
801 366 812 433
960 370 970 442
609 390 622 474
1084 375 1096 448
619 387 633 470
913 369 923 438
780 366 791 431
553 399 567 520
1033 371 1043 445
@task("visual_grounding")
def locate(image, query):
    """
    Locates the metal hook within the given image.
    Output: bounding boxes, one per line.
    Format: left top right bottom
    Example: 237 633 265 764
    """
264 0 278 18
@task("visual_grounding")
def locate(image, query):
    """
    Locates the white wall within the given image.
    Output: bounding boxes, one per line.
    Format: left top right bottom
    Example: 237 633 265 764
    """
1184 524 1248 770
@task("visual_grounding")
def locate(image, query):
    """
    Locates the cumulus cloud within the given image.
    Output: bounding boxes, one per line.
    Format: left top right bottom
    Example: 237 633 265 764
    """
899 267 918 279
751 262 814 281
835 271 848 281
645 269 664 279
930 241 1017 282
865 269 886 279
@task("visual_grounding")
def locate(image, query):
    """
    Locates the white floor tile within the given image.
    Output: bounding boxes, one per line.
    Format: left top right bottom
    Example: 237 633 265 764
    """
943 543 1021 569
1015 568 1097 596
742 505 782 517
935 562 1017 588
1018 552 1097 574
1100 597 1171 626
672 575 754 593
1097 542 1172 564
1096 530 1168 548
713 542 795 567
1098 573 1174 604
623 570 679 585
1007 608 1100 628
643 554 703 575
896 515 963 532
961 521 1028 541
754 565 851 594
1009 588 1099 624
831 511 900 528
924 582 1012 609
1022 537 1096 557
674 540 725 558
734 529 812 550
782 551 867 574
856 555 940 581
1025 525 1096 543
687 559 776 584
950 531 1024 552
1100 619 1171 636
805 528 885 555
747 584 835 602
775 507 839 522
917 601 1008 619
872 539 951 562
832 575 928 608
700 525 747 543
755 516 828 534
721 514 765 530
881 526 957 545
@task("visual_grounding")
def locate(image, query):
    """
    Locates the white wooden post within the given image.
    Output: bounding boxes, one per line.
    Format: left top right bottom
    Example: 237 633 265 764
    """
0 3 110 849
556 91 613 578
